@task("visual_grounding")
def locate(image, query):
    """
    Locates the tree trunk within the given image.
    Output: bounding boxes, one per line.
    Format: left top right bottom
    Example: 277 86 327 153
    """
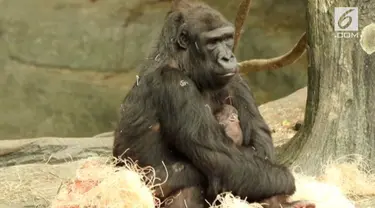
277 0 375 176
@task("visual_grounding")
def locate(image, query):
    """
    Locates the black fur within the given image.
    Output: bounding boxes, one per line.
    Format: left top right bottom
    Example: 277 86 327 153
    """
113 1 295 207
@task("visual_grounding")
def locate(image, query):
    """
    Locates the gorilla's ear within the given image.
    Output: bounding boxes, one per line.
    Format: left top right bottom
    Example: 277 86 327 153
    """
177 23 189 50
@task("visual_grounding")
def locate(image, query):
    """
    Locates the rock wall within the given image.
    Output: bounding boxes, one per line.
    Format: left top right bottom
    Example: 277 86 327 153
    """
0 0 307 139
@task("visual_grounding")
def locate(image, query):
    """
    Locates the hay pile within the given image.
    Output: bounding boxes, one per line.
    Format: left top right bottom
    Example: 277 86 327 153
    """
319 156 375 200
50 158 157 208
47 156 374 208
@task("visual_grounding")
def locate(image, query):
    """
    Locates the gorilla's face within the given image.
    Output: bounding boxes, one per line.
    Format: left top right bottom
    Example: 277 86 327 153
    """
175 8 239 90
200 26 238 78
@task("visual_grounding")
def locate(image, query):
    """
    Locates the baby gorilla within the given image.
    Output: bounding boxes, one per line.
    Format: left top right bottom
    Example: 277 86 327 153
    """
211 105 315 208
214 104 243 146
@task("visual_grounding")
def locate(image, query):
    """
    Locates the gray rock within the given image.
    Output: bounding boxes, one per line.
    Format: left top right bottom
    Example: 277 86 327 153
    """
0 136 113 167
1 0 166 72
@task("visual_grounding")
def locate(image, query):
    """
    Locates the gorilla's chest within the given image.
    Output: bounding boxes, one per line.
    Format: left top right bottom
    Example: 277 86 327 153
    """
202 89 233 114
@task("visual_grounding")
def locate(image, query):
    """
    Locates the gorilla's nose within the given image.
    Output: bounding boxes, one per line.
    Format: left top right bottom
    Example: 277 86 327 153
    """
220 55 232 62
218 54 237 71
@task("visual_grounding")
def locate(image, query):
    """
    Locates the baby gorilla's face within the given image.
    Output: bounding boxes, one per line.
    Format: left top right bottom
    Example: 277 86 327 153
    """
215 104 243 146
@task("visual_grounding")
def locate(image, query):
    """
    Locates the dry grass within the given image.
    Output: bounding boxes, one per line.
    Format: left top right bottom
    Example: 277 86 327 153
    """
208 193 263 208
1 155 374 208
50 157 158 208
0 164 60 205
318 155 375 200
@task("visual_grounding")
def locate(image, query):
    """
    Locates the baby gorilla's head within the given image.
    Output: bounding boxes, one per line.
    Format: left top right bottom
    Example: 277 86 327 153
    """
215 104 243 146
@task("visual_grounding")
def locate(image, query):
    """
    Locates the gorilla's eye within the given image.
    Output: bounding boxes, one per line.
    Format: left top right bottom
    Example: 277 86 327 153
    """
207 37 221 44
224 34 234 40
207 33 233 45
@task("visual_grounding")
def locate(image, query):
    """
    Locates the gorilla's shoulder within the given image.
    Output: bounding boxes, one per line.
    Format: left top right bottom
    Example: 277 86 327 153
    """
141 65 190 84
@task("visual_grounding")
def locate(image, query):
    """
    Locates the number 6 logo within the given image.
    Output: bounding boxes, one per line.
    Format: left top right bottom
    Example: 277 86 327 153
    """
338 9 354 29
334 7 358 32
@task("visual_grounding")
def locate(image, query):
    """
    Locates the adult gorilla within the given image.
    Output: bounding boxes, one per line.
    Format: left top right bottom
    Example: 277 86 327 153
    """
113 0 298 207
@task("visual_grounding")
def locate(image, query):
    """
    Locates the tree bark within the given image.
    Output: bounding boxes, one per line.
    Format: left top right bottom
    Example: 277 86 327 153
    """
277 0 375 176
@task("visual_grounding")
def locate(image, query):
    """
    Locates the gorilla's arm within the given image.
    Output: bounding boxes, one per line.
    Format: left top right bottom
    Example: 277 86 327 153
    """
113 81 205 198
156 68 295 201
228 75 275 161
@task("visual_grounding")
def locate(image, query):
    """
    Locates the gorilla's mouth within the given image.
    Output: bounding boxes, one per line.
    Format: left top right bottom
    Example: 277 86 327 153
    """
220 67 239 77
222 72 236 77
